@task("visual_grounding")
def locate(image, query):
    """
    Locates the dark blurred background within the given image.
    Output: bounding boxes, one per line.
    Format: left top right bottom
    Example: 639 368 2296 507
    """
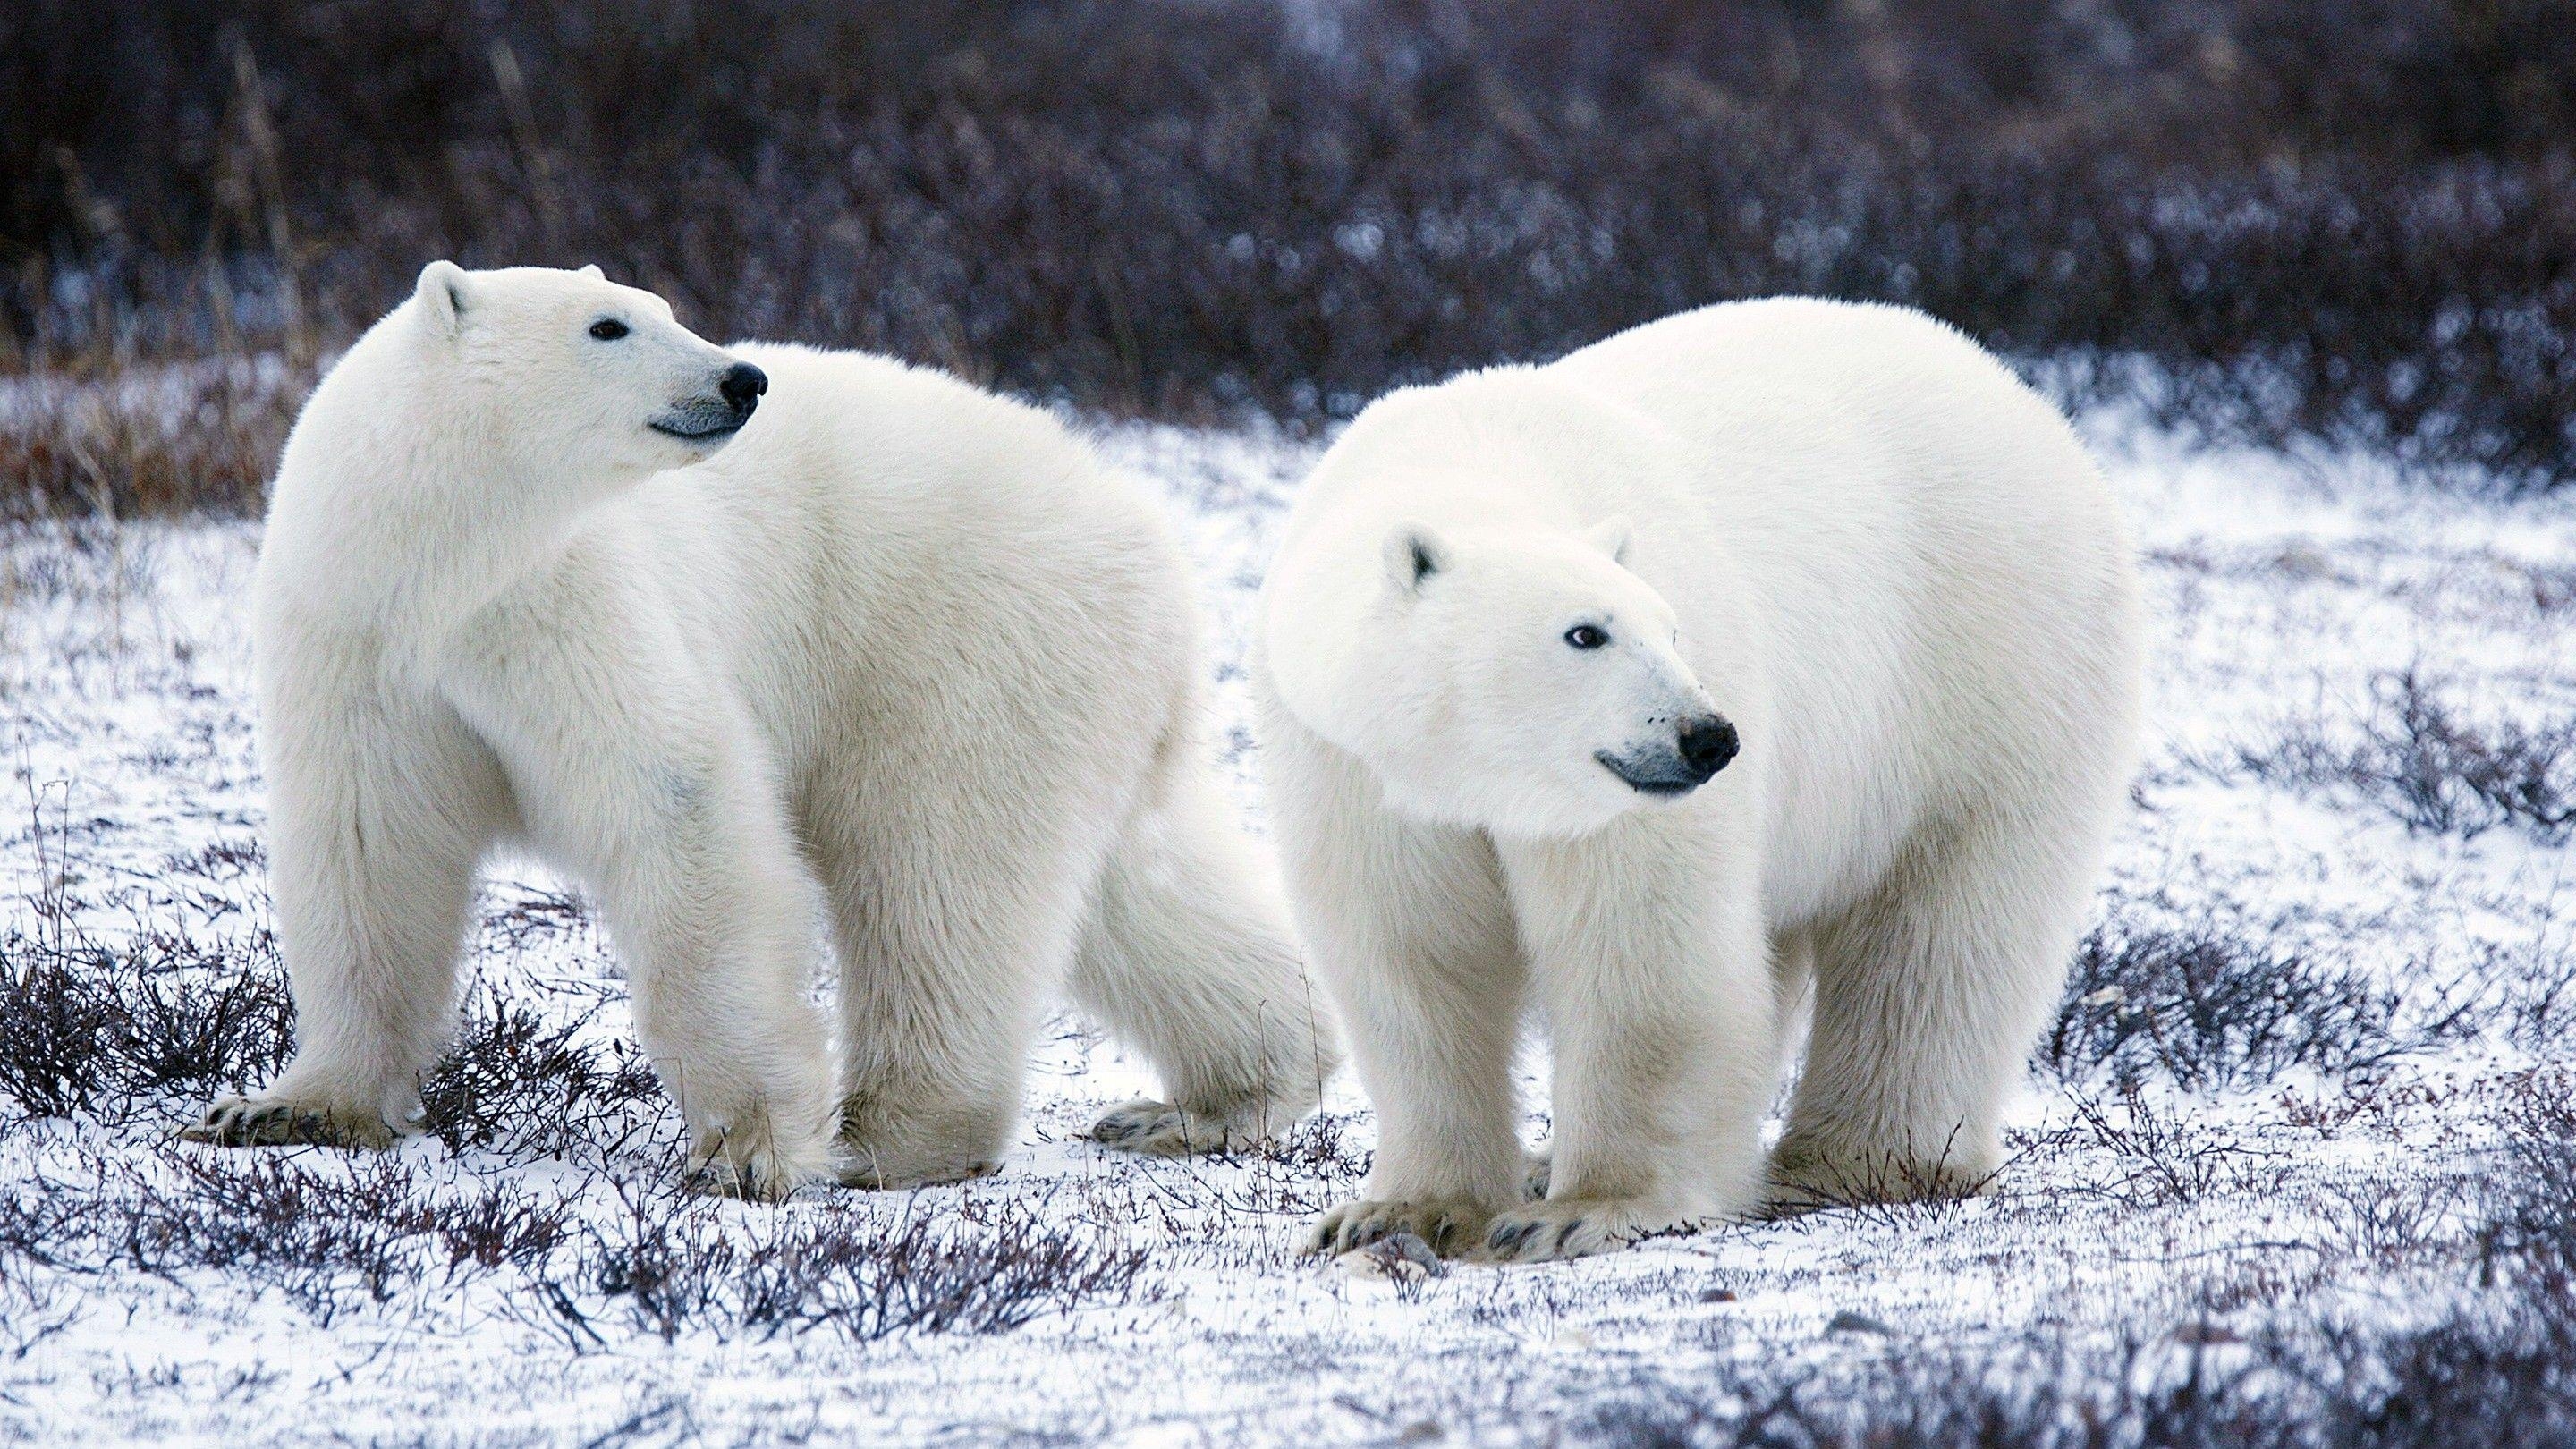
4 0 2572 514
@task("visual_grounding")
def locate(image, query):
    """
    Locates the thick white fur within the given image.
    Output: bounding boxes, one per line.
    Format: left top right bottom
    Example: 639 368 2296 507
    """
190 264 1335 1197
1258 299 2143 1260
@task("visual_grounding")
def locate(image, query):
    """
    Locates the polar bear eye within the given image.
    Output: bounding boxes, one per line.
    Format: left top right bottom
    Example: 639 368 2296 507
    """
1564 624 1609 650
589 318 630 341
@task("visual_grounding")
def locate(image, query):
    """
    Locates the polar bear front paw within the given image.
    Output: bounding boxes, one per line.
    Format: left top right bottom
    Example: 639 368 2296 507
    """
682 1122 837 1203
830 1094 1005 1191
684 1149 830 1203
1309 1197 1496 1258
1473 1198 1691 1263
181 1094 396 1150
1764 1132 1998 1213
1087 1097 1274 1157
830 1146 999 1191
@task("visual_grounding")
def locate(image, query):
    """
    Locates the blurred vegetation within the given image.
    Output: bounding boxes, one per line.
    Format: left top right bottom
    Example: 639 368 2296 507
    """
4 0 2573 513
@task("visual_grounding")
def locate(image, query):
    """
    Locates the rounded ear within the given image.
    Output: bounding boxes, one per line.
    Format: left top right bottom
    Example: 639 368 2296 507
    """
1583 513 1634 566
1382 522 1447 595
415 259 470 335
577 263 604 280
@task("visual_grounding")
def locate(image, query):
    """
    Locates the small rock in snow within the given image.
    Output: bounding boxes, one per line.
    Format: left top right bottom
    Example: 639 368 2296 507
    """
1335 1231 1445 1284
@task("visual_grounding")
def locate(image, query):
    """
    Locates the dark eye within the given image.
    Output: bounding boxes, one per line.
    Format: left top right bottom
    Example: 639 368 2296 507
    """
1564 624 1609 650
589 318 629 341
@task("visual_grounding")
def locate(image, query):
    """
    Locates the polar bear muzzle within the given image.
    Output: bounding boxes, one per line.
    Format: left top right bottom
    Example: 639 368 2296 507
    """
650 361 768 442
1595 712 1738 796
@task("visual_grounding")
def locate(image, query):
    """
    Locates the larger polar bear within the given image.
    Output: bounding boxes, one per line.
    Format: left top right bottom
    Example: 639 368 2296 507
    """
1259 298 2142 1261
187 263 1336 1197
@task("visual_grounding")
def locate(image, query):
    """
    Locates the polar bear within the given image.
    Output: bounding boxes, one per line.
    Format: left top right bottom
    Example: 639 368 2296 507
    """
1258 299 2142 1260
185 262 1337 1197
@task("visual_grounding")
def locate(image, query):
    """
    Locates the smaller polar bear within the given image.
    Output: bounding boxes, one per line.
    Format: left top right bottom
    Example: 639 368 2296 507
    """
188 263 1336 1197
1258 299 2142 1261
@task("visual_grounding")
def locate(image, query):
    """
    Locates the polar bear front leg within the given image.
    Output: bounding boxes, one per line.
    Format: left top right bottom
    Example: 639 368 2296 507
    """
446 609 835 1201
1483 812 1775 1261
1301 877 1529 1257
1264 722 1530 1258
608 765 838 1199
569 752 835 1199
600 796 839 1204
187 693 501 1151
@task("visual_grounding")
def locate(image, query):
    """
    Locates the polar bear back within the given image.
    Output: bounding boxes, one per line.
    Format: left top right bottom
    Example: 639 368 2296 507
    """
1551 298 2127 610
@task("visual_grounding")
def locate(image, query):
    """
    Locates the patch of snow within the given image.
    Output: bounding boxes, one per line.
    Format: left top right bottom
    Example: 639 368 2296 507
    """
1 414 2568 1444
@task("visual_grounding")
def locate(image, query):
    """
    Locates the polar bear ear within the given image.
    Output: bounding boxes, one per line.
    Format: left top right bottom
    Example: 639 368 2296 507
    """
1583 513 1634 566
415 260 470 336
577 263 604 281
1383 522 1448 595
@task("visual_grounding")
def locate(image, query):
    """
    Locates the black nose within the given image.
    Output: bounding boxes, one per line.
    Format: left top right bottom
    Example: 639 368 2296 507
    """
1676 715 1740 782
719 362 767 416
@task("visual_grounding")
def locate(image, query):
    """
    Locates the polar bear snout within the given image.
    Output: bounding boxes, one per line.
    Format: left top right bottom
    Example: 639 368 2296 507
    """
1597 712 1738 797
650 361 768 443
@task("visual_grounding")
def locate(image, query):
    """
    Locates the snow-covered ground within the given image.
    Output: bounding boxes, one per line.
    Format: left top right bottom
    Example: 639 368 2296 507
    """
4 418 2573 1445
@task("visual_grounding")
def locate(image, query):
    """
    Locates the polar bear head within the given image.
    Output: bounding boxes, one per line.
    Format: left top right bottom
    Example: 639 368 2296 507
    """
1291 514 1740 838
401 260 766 487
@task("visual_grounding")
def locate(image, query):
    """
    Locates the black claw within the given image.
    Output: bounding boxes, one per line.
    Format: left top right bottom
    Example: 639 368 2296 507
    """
1554 1219 1582 1253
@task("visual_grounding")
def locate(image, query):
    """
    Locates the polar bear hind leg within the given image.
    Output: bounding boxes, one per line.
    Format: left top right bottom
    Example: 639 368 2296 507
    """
1072 736 1341 1157
1769 804 2105 1208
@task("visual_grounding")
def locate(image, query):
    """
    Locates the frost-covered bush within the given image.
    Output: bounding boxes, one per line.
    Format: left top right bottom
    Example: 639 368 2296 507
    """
6 0 2576 518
